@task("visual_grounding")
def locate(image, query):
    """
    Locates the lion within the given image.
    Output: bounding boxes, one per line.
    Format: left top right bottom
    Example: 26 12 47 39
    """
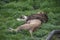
9 12 48 38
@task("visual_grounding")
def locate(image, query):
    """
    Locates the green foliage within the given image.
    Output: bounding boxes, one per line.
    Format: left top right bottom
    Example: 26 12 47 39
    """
0 0 60 40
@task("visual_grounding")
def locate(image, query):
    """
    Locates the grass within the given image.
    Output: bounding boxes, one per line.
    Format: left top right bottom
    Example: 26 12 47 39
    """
0 0 60 40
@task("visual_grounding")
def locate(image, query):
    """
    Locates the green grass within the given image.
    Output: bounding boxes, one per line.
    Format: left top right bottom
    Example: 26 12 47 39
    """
0 0 60 40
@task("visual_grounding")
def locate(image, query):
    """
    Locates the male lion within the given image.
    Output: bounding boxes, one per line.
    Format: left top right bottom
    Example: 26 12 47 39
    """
9 12 48 38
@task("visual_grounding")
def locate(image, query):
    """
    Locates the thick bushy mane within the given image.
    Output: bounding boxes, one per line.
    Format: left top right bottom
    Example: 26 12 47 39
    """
26 12 48 23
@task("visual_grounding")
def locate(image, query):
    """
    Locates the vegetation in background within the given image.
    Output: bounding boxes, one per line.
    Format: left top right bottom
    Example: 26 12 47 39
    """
0 0 60 40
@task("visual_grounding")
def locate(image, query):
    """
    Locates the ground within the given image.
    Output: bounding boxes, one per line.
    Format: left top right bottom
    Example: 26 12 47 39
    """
0 0 60 40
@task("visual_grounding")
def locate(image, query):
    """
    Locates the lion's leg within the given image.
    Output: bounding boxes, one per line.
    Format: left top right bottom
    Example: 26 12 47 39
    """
29 30 33 38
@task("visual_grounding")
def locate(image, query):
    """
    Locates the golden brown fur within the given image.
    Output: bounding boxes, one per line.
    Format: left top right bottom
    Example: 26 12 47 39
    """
9 19 41 38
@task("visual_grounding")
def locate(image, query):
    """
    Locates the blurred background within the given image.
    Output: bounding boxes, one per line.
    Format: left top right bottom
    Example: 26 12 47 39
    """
0 0 60 40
